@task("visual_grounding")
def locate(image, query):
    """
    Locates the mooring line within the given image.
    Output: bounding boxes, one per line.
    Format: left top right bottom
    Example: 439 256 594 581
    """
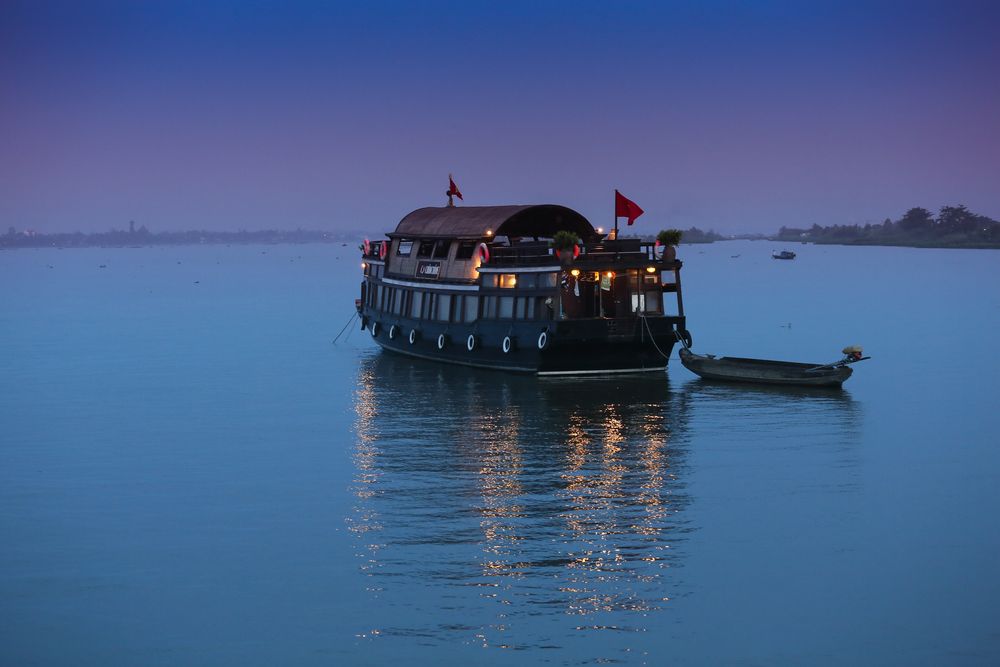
332 311 358 344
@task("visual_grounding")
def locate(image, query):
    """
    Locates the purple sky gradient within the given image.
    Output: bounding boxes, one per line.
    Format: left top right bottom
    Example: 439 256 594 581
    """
2 0 998 234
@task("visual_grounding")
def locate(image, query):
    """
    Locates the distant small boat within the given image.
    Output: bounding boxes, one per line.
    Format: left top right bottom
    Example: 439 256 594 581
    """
679 346 869 387
772 250 796 260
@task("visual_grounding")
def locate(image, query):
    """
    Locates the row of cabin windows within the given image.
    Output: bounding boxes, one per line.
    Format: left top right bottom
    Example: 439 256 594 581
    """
366 284 555 323
483 272 559 289
396 239 479 261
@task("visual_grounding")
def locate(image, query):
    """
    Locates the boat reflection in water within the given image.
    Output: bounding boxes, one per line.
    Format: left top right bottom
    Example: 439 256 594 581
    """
348 352 860 656
349 351 693 650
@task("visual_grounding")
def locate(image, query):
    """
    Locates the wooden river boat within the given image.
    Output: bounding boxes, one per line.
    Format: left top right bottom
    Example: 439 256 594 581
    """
357 203 691 374
679 346 869 387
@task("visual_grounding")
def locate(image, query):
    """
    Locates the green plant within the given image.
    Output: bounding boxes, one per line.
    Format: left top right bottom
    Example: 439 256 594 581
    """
551 230 581 250
657 229 683 246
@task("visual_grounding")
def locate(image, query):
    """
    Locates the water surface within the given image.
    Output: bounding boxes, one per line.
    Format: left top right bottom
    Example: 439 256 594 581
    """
1 241 998 665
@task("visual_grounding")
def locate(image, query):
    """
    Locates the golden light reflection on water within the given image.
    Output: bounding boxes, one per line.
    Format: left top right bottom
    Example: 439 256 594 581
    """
346 366 385 584
348 355 692 647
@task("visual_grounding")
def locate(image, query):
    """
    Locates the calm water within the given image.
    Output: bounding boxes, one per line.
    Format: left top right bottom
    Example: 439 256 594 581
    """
2 241 999 665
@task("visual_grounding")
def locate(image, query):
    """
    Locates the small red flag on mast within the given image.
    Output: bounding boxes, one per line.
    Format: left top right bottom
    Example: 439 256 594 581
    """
447 174 463 204
614 190 643 225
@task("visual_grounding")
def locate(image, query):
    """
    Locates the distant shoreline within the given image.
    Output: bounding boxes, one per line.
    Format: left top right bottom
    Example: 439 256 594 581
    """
0 229 362 250
773 205 1000 250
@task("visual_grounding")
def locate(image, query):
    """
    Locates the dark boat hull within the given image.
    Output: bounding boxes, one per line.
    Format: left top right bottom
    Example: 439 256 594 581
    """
679 348 852 387
363 312 681 375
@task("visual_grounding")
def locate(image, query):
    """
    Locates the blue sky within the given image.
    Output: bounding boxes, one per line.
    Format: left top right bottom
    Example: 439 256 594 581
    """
2 0 998 233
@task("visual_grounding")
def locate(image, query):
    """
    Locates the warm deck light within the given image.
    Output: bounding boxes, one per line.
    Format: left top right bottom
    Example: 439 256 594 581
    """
606 271 615 279
645 266 656 274
361 262 367 269
485 229 493 237
570 269 580 277
597 227 604 234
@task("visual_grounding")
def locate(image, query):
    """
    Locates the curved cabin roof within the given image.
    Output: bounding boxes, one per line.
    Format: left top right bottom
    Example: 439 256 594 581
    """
392 205 598 242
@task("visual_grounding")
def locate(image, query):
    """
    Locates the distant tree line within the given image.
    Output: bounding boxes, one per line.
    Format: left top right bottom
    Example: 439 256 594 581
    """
775 206 1000 248
1 224 356 249
677 226 725 244
624 226 724 244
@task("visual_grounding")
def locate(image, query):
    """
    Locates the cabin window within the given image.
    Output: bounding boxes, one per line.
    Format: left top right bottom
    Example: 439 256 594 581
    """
417 240 436 257
516 298 529 319
643 292 663 314
464 296 472 318
455 241 477 260
661 269 676 285
517 274 537 289
482 296 496 319
434 294 451 321
540 272 558 288
482 274 498 288
410 291 423 319
498 274 517 289
396 240 414 256
393 290 405 315
432 241 451 259
498 296 514 319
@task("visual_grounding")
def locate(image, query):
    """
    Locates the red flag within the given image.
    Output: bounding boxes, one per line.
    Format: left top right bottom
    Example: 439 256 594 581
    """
615 190 643 225
447 174 463 200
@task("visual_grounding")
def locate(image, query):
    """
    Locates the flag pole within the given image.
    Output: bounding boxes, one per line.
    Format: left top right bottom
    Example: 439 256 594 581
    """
613 189 619 240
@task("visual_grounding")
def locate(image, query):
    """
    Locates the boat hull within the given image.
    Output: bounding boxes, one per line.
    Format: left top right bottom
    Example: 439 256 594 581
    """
362 311 682 375
679 348 852 387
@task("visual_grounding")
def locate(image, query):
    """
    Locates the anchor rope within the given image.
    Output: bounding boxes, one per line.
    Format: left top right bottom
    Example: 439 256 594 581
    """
332 311 358 344
639 314 673 361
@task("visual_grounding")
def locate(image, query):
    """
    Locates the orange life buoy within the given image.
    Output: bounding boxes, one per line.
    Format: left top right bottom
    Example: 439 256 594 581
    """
379 240 388 260
573 244 580 259
477 242 490 263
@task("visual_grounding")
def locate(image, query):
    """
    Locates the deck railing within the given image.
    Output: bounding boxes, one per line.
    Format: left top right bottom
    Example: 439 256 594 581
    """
487 239 667 267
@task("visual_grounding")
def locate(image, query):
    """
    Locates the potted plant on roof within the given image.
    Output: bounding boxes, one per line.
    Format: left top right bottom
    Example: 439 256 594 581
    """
551 230 581 265
655 229 682 261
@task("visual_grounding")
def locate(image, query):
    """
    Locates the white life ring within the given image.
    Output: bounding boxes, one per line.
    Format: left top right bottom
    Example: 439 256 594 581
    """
389 324 397 339
477 242 490 263
502 336 512 354
408 329 417 345
466 334 477 351
537 331 548 350
437 334 447 350
370 322 379 337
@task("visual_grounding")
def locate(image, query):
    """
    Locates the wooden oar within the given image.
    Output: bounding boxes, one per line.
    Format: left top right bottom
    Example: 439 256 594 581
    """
805 356 871 372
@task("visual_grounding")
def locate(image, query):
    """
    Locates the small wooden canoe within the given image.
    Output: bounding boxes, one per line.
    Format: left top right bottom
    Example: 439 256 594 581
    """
679 347 866 387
